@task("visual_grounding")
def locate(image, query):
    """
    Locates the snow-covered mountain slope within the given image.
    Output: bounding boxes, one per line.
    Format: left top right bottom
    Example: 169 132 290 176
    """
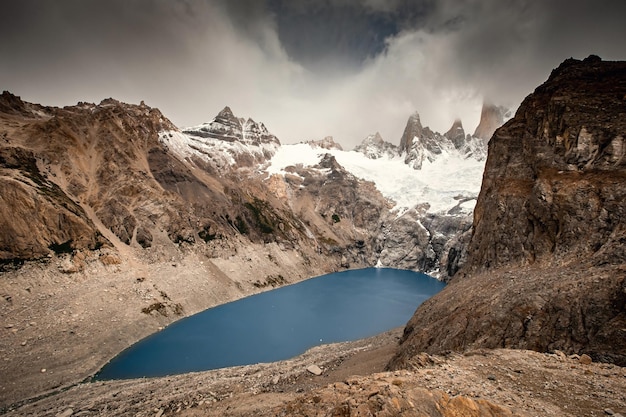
397 112 487 170
154 104 494 278
158 106 280 169
266 143 484 216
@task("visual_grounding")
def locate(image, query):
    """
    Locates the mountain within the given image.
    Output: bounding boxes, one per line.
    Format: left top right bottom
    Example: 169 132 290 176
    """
473 101 511 145
353 132 397 159
159 106 280 169
0 95 396 403
0 92 494 404
397 111 487 170
389 55 626 369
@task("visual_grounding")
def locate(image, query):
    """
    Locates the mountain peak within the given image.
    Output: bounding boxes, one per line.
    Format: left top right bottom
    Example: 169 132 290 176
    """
444 119 466 150
175 107 280 168
399 111 425 153
472 102 510 145
218 106 234 118
370 132 384 144
354 132 397 160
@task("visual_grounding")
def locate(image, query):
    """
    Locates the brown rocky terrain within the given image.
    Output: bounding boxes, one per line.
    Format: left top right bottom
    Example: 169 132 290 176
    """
5 329 625 416
390 56 626 370
0 91 392 407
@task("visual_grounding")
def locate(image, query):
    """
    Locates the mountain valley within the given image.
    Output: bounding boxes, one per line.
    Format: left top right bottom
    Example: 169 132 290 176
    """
1 56 625 416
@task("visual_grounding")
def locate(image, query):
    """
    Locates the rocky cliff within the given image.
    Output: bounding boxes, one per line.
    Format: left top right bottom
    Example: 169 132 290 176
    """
390 56 626 368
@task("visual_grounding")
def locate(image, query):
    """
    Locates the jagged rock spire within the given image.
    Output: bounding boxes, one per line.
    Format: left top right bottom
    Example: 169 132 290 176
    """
473 102 510 145
444 119 466 150
399 112 424 154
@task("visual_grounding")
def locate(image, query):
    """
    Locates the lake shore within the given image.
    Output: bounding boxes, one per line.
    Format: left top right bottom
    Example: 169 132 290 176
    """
7 326 626 416
0 240 361 408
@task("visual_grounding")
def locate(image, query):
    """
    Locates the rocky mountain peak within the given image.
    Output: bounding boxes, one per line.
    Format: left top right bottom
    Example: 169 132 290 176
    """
183 107 279 146
472 102 510 145
370 132 384 144
0 91 25 112
161 107 280 169
398 111 424 153
354 132 397 160
0 91 47 118
216 105 235 120
444 118 466 150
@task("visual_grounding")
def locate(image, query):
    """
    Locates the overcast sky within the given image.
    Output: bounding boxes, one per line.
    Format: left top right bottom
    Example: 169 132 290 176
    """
1 0 625 147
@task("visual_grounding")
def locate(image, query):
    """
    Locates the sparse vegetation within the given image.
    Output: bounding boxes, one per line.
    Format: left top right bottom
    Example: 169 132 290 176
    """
198 225 217 242
48 240 74 254
332 214 340 223
244 198 275 233
141 302 167 316
234 215 249 234
253 274 287 288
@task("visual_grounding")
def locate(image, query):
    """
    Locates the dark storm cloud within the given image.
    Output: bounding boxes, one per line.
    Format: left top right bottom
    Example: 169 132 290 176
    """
1 0 625 147
266 0 436 72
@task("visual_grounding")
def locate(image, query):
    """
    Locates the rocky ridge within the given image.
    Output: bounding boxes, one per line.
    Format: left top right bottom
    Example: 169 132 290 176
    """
397 111 486 170
390 56 626 369
160 106 280 169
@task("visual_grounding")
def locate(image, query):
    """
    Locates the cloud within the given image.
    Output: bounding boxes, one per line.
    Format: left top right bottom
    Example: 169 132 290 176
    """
1 0 625 149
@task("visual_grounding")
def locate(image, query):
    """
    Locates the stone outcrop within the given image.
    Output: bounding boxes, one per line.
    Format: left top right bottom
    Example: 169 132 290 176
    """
389 56 626 369
269 372 522 417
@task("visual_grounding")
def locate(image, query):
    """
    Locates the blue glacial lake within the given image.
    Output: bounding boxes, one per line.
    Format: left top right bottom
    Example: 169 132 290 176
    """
96 268 445 380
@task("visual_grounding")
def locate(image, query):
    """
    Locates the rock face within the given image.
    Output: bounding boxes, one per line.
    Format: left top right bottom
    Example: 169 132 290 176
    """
443 118 465 149
469 56 626 271
275 153 391 268
389 56 626 368
0 146 106 262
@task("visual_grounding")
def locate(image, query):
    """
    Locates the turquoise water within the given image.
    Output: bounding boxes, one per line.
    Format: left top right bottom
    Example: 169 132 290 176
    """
95 268 445 379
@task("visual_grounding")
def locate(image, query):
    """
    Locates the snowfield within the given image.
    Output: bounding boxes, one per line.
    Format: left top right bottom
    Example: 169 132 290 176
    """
265 143 485 215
